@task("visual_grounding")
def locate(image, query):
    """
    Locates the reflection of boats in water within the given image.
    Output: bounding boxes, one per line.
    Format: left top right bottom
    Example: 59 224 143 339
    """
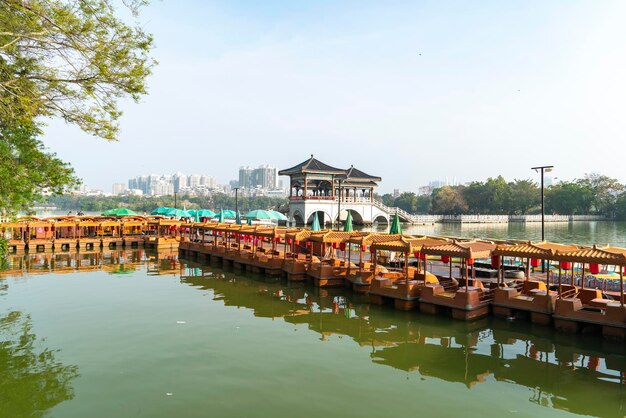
0 249 152 277
178 260 626 417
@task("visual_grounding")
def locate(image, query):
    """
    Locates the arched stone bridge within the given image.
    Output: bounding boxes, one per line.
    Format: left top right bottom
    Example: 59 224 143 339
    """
288 197 420 226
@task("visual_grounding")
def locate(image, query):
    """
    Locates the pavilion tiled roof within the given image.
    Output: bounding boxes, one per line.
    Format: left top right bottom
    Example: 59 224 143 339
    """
421 240 496 259
553 245 626 265
493 241 579 259
336 165 382 182
278 155 345 176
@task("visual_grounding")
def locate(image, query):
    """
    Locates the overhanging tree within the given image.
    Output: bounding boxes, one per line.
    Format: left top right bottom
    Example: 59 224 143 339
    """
0 0 155 216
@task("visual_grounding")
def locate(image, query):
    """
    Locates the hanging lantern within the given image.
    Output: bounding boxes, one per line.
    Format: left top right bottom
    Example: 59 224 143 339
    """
560 261 572 270
339 243 346 251
306 241 312 247
294 240 299 246
441 255 450 263
420 253 426 261
467 258 474 265
413 251 420 259
287 238 292 244
274 237 280 243
530 258 541 268
361 245 366 252
332 242 338 249
589 263 601 274
369 246 375 253
491 255 500 269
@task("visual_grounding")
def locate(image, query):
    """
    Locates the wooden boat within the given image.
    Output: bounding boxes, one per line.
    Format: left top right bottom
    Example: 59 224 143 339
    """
282 230 314 281
368 236 448 310
77 217 102 250
50 217 79 251
1 218 28 253
100 218 124 248
306 231 362 287
420 241 496 320
551 245 626 340
122 217 146 247
345 233 400 293
144 218 182 249
491 242 578 324
25 218 54 252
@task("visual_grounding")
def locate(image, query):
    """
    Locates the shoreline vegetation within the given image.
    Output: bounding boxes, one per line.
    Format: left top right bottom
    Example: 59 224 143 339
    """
39 171 626 220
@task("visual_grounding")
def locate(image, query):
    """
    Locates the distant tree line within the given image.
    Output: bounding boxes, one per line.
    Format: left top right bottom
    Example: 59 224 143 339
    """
380 174 626 219
44 194 288 215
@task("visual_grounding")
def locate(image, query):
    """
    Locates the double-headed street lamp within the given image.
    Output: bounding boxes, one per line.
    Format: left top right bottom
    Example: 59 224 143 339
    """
532 165 553 272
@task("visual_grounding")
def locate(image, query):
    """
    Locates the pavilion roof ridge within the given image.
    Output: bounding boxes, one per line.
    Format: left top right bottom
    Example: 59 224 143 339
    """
278 154 346 176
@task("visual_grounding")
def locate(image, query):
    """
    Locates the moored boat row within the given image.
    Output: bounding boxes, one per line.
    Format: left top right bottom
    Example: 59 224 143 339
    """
1 216 183 252
178 222 626 340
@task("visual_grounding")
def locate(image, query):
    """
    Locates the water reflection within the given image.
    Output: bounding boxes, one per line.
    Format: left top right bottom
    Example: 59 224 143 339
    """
0 249 179 278
0 311 79 418
2 249 626 417
179 258 626 417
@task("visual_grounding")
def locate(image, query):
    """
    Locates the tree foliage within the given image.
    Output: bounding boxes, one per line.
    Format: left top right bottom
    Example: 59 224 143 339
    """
45 194 288 214
0 0 154 140
0 0 154 216
0 124 79 215
382 174 626 218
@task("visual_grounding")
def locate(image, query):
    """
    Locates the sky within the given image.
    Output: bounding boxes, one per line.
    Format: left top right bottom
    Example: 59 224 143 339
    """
42 0 626 193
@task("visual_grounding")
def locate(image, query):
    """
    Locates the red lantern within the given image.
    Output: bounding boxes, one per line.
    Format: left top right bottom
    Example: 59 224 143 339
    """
467 258 474 265
339 243 346 251
361 245 366 252
560 261 572 270
420 253 426 261
414 251 420 259
274 237 280 243
491 255 500 269
369 246 375 253
287 238 292 244
306 241 312 247
441 255 450 264
530 258 541 268
589 263 601 274
332 242 338 249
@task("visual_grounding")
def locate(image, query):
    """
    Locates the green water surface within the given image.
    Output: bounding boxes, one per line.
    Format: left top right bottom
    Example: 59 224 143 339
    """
1 249 625 418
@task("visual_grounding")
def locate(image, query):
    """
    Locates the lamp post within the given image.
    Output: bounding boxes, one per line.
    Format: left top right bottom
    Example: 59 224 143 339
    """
336 179 343 231
532 165 553 272
174 191 177 209
234 187 240 217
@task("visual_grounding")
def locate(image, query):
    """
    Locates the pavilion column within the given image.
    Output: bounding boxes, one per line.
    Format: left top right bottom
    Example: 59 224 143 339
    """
303 175 308 199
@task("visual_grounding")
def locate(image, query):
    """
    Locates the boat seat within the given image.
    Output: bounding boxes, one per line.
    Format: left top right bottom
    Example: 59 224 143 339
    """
579 288 603 305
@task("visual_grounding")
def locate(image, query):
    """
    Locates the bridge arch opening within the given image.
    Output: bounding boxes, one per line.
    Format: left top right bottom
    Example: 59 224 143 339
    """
292 211 305 226
373 215 389 226
337 209 364 225
307 210 332 227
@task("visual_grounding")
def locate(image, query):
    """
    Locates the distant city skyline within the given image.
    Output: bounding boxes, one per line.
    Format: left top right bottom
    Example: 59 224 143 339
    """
40 1 626 192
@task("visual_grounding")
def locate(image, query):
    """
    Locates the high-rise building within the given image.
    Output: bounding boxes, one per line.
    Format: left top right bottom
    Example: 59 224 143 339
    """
112 183 127 195
252 165 277 189
238 166 253 189
173 172 187 193
187 174 201 188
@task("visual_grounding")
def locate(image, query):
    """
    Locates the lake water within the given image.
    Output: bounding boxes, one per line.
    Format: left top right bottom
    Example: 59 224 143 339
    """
1 249 625 418
366 221 626 247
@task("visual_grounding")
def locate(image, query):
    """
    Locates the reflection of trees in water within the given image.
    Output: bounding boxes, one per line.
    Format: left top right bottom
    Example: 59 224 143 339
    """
0 311 79 418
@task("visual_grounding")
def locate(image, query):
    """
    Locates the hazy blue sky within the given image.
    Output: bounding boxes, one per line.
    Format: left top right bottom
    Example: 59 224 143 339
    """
43 0 626 193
